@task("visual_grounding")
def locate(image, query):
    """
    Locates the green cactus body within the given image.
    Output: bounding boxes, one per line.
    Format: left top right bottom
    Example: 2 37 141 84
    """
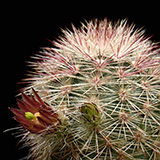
9 19 160 159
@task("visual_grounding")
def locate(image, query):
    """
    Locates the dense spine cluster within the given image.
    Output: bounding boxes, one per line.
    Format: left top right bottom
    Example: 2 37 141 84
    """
10 19 160 159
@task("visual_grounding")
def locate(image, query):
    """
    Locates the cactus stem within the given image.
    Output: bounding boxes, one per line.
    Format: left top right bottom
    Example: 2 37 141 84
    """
9 18 160 159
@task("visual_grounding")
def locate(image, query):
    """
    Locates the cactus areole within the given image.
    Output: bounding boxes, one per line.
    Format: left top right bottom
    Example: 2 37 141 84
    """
9 18 160 159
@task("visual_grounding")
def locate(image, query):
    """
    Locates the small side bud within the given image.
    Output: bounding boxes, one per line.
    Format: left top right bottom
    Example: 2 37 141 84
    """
80 102 101 124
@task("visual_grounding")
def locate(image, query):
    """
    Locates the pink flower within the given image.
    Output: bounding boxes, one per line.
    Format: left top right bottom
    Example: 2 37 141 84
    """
10 88 61 134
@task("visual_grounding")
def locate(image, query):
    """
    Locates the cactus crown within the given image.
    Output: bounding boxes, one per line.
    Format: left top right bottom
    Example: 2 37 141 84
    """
10 18 160 159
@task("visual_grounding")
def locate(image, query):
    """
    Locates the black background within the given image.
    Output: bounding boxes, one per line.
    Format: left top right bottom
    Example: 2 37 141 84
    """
2 3 160 160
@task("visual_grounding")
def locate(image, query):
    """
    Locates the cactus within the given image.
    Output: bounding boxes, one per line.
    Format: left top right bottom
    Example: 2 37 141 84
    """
10 18 160 159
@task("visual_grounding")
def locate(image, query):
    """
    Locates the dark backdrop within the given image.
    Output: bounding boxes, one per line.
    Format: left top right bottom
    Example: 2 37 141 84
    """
2 3 160 160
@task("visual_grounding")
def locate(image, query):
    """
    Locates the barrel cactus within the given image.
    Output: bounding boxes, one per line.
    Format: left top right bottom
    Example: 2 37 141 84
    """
10 18 160 159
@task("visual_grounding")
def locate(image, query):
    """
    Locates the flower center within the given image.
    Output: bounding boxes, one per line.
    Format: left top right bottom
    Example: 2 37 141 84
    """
25 112 40 121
